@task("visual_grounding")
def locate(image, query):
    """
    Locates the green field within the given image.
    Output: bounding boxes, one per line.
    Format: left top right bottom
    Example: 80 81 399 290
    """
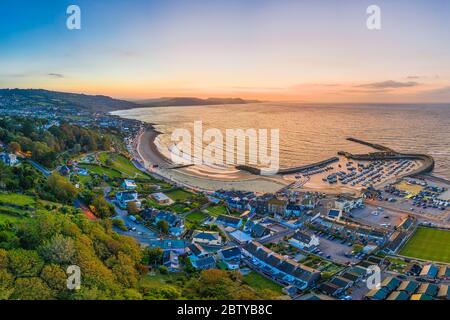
206 205 228 217
98 152 151 179
165 189 193 201
186 211 207 223
242 271 283 295
400 227 450 263
0 193 36 207
78 163 122 179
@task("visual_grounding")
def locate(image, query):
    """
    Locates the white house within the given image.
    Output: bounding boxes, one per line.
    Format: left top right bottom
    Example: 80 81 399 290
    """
122 179 137 190
192 230 222 246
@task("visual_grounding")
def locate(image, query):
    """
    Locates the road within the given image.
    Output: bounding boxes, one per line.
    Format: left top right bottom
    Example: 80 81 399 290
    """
27 159 52 177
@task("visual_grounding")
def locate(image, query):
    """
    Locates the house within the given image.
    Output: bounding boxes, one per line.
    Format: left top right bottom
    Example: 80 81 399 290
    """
0 153 19 166
410 293 433 301
417 283 438 297
438 265 450 280
115 191 140 209
162 251 180 272
365 287 390 300
297 293 336 300
188 243 208 258
334 195 363 213
289 231 319 249
229 229 254 244
381 276 401 291
152 192 171 204
218 246 241 270
215 215 243 229
58 165 70 176
244 220 271 238
76 167 89 176
285 204 302 217
191 256 216 270
386 291 410 300
397 280 419 295
327 209 342 221
405 263 422 276
267 198 287 215
192 230 222 246
437 285 449 300
154 211 184 236
146 239 190 253
318 282 342 297
242 241 321 290
419 264 439 279
122 179 137 190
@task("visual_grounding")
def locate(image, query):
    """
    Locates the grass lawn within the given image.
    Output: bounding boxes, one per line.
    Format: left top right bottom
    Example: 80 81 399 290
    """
186 211 207 223
0 213 22 224
0 193 36 207
242 271 283 295
400 227 450 263
78 163 122 179
165 189 193 201
206 205 228 217
98 152 151 179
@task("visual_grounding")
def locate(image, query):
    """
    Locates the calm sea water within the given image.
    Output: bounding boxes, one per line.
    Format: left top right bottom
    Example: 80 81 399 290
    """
114 103 450 179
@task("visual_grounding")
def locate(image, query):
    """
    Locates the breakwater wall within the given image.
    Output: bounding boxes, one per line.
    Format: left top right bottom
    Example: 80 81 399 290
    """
236 156 339 175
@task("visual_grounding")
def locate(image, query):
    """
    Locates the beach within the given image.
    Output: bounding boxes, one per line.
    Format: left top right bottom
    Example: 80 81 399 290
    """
135 126 289 193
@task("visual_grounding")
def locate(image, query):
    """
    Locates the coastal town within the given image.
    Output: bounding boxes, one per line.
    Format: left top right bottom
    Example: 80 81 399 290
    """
1 91 449 301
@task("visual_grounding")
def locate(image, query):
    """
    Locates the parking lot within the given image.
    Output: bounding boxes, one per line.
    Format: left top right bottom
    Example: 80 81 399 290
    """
313 233 360 264
350 204 408 229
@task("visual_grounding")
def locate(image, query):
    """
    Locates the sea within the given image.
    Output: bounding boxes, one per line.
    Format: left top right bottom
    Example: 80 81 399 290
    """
112 103 450 180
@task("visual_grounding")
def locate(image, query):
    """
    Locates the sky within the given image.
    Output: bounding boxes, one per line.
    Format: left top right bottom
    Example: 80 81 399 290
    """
0 0 450 102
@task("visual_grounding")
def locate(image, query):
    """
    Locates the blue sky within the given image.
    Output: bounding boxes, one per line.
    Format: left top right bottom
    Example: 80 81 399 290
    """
1 0 450 102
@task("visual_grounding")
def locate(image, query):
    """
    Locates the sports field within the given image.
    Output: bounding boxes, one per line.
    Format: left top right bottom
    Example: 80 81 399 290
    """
400 227 450 263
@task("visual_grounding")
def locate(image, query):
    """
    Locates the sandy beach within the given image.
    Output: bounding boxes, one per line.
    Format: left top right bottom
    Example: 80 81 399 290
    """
135 127 289 193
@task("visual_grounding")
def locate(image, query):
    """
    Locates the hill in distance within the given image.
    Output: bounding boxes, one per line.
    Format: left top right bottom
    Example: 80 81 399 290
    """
0 89 261 113
135 97 262 107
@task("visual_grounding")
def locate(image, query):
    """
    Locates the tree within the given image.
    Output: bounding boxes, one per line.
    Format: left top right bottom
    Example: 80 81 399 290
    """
142 247 163 266
47 173 78 203
11 277 54 300
38 234 76 264
7 249 44 277
8 141 21 154
127 201 140 215
156 220 169 234
92 196 115 218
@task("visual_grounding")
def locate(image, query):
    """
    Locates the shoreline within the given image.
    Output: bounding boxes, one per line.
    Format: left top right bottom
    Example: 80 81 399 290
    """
134 126 289 193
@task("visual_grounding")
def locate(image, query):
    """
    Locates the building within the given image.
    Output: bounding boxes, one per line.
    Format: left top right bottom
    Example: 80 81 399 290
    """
365 287 390 300
419 264 439 279
162 251 180 272
242 241 321 290
218 246 241 270
154 211 184 236
267 198 287 215
152 192 171 204
215 214 243 229
192 230 222 246
289 231 319 249
327 209 342 221
386 291 410 300
397 281 419 295
417 283 438 297
0 153 19 166
115 191 140 209
191 256 216 270
334 195 363 213
437 285 449 300
146 239 190 253
188 243 209 259
122 179 137 190
438 265 450 280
